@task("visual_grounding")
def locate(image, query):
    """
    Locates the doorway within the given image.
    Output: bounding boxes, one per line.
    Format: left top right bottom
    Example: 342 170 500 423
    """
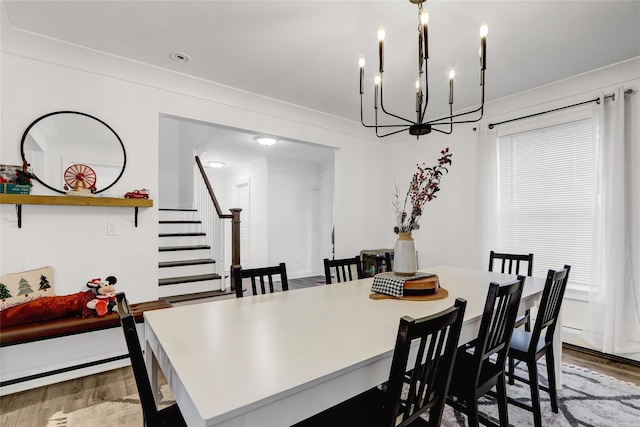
158 114 337 278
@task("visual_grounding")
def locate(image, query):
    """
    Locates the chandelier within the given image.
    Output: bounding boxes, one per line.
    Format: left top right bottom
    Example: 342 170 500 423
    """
358 0 488 138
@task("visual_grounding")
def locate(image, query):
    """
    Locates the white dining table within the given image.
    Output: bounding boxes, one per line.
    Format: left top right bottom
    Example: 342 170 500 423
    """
144 265 550 427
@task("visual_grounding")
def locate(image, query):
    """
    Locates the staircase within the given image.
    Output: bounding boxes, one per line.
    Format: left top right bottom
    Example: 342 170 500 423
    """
158 208 225 299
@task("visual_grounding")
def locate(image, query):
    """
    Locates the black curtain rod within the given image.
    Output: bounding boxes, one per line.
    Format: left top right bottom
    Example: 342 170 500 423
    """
487 89 634 129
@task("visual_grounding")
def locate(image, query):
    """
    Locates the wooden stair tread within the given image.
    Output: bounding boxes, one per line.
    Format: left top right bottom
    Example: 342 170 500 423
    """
164 290 233 303
159 245 210 252
159 274 221 286
159 232 206 237
159 259 216 268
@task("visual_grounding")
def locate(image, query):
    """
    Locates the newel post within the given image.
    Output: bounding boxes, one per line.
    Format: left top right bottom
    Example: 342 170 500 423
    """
229 208 242 291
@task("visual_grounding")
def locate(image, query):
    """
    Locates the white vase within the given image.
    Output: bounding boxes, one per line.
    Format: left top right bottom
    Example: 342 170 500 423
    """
393 232 417 276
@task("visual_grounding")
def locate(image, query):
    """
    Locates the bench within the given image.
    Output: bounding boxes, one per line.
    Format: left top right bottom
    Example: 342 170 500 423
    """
0 299 172 347
0 299 172 394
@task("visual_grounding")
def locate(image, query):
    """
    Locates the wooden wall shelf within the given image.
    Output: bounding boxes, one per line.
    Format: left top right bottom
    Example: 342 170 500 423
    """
0 194 153 228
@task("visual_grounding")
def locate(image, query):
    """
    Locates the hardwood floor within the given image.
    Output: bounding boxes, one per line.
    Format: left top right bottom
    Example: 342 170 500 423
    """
1 365 139 426
562 343 640 386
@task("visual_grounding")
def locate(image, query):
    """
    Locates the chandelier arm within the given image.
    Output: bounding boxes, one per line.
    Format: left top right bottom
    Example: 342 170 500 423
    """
426 97 484 125
431 126 453 135
376 126 413 138
361 120 413 129
360 95 412 128
369 123 418 129
379 81 415 124
428 102 484 126
430 105 454 134
430 113 484 126
427 74 485 125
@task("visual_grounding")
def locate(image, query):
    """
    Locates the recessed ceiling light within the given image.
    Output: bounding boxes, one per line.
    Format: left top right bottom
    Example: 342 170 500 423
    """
208 161 225 168
255 136 278 146
170 52 191 63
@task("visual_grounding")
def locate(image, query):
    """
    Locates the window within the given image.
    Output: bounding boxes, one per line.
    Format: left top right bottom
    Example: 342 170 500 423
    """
497 118 596 289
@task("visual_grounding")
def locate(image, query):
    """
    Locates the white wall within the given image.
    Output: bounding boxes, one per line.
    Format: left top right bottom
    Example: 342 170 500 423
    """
383 127 480 270
267 163 332 278
319 161 336 261
158 116 181 208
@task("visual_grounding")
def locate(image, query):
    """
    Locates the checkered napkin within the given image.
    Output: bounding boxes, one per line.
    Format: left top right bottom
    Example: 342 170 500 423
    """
371 272 436 298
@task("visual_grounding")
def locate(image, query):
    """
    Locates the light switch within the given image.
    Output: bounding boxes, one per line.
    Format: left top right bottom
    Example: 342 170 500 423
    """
107 221 119 236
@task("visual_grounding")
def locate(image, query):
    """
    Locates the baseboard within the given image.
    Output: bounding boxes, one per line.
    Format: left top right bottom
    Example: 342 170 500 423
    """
563 342 640 368
0 356 130 395
562 325 640 364
1 323 143 396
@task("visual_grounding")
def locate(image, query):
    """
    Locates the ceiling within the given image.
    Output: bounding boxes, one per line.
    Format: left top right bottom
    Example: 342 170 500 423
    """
161 115 337 168
3 0 639 165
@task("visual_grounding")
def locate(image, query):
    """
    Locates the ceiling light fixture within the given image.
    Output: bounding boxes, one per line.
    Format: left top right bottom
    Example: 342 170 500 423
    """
359 0 488 138
255 137 278 146
208 161 225 168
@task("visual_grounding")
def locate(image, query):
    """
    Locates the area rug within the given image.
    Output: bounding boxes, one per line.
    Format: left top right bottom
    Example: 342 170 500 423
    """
45 385 174 427
47 364 639 427
441 361 640 427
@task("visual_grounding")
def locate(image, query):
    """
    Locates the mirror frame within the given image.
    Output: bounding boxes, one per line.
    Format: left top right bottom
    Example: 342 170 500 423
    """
20 111 127 195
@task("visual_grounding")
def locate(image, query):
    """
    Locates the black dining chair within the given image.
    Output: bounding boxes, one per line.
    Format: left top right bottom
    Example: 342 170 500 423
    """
384 252 393 272
115 293 187 427
323 256 364 284
489 251 534 331
233 263 289 297
506 265 571 427
294 298 467 427
446 276 525 427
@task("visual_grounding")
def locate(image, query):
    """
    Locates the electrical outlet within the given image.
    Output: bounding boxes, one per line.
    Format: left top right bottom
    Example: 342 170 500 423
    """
107 221 119 236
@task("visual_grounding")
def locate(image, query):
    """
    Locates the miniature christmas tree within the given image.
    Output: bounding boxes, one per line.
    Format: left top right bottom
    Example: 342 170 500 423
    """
39 274 52 291
16 277 34 296
0 283 11 299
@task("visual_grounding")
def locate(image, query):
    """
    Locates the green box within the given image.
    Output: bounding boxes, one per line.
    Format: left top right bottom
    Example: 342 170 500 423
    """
0 183 31 194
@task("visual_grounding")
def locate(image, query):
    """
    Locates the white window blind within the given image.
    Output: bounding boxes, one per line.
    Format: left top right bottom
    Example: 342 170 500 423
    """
497 118 596 288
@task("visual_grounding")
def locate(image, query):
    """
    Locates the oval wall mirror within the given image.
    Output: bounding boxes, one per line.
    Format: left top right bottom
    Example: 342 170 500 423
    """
20 111 126 194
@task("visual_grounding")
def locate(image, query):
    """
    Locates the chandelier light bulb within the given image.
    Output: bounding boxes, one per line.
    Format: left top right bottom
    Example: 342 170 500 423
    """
374 73 381 86
449 69 455 104
480 22 488 71
420 10 429 26
378 26 386 41
415 77 421 92
358 55 365 68
480 22 488 38
421 8 429 59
